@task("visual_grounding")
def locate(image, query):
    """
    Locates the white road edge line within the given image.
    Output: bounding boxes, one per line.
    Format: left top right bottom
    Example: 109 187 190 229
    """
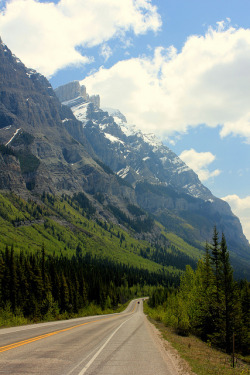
77 315 134 375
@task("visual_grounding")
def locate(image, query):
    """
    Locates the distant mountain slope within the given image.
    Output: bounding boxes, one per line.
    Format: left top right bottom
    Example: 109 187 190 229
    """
0 38 135 211
55 81 250 265
0 38 249 279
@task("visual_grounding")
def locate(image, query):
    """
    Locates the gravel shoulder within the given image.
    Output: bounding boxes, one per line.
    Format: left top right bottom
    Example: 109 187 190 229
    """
144 315 196 375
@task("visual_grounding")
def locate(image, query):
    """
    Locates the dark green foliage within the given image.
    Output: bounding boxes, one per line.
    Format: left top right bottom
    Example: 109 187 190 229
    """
148 286 172 308
17 151 40 174
127 204 145 217
148 229 250 355
140 245 197 270
0 142 40 174
115 174 132 187
72 192 96 215
11 131 34 147
108 204 153 233
26 180 36 191
0 247 176 320
0 144 16 156
94 192 105 204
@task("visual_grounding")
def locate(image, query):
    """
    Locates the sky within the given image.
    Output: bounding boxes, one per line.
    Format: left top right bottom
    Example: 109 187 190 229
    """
0 0 250 243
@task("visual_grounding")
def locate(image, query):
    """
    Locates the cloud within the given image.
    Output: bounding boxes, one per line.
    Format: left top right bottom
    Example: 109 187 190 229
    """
0 0 161 76
82 24 250 142
100 44 112 62
178 149 221 182
222 195 250 242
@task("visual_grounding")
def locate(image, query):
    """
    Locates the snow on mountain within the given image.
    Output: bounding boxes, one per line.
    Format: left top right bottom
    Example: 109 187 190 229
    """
62 97 89 124
104 133 125 145
5 128 21 146
56 83 214 201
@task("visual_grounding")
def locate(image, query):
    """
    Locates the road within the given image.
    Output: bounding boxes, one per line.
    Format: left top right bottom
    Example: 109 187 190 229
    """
0 299 178 375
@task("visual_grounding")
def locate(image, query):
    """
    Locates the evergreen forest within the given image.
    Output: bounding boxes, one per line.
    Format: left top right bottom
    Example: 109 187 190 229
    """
147 227 250 356
0 191 249 360
0 191 183 325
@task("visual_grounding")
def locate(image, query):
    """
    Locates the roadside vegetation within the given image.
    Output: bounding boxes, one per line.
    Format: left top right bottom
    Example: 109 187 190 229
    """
144 315 250 375
145 227 250 373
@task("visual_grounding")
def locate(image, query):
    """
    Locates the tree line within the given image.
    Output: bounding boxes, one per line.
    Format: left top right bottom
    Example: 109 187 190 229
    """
0 245 177 321
148 227 250 355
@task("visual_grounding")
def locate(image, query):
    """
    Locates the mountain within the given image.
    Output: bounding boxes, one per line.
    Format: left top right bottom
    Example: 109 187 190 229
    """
0 38 249 278
55 81 250 267
0 38 135 212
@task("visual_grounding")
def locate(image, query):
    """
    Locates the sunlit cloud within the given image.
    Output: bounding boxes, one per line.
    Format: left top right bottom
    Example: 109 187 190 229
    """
83 24 250 142
0 0 161 76
179 149 221 182
222 195 250 242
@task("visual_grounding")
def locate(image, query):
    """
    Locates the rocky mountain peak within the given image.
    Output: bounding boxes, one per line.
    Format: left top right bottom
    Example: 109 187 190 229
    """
56 83 212 201
55 81 100 108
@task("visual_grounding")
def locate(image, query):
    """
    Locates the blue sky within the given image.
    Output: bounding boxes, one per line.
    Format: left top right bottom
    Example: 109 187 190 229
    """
0 0 250 242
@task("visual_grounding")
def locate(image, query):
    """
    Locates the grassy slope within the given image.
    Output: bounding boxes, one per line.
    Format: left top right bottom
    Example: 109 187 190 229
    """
0 192 201 276
163 232 202 260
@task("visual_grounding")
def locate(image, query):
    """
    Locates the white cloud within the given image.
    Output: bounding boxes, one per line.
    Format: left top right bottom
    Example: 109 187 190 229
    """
82 24 250 142
179 149 221 182
0 0 161 76
100 44 112 62
222 195 250 243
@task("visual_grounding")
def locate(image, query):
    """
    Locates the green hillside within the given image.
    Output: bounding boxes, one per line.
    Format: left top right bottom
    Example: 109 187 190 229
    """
0 192 199 275
0 191 204 325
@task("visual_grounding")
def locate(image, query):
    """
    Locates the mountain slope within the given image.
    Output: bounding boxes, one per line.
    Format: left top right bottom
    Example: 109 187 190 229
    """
55 81 250 266
0 39 249 279
0 38 136 211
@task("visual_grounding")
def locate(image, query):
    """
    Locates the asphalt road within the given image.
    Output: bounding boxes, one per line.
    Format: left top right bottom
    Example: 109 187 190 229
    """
0 299 177 375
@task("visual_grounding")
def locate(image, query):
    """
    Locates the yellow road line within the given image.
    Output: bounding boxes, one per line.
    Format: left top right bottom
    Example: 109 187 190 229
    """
0 301 138 353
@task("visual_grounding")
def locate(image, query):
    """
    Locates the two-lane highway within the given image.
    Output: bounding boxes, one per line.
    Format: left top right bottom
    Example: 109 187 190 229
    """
0 299 178 374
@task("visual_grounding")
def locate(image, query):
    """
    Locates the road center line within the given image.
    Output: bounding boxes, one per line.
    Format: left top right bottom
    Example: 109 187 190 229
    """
77 315 134 375
0 316 122 353
0 302 137 354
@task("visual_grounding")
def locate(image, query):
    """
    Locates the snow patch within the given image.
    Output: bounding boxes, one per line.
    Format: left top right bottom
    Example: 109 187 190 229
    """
117 166 130 179
70 100 89 123
119 123 137 137
206 198 214 203
177 165 191 174
171 157 180 165
142 133 162 149
5 128 21 146
104 133 124 145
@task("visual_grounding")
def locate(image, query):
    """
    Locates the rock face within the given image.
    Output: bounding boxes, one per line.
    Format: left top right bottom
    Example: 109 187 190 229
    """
54 81 87 103
0 39 249 272
55 82 250 259
55 81 100 108
0 38 133 211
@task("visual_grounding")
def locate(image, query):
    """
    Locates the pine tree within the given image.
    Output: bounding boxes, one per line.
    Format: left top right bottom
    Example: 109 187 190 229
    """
9 245 18 311
220 233 234 352
196 245 216 341
211 226 221 303
0 252 5 308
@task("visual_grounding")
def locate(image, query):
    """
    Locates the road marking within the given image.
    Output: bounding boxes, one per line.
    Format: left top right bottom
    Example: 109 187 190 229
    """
0 301 138 353
77 315 134 375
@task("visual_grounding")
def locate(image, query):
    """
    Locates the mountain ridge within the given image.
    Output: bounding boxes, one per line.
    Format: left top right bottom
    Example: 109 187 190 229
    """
55 81 249 258
0 38 249 279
